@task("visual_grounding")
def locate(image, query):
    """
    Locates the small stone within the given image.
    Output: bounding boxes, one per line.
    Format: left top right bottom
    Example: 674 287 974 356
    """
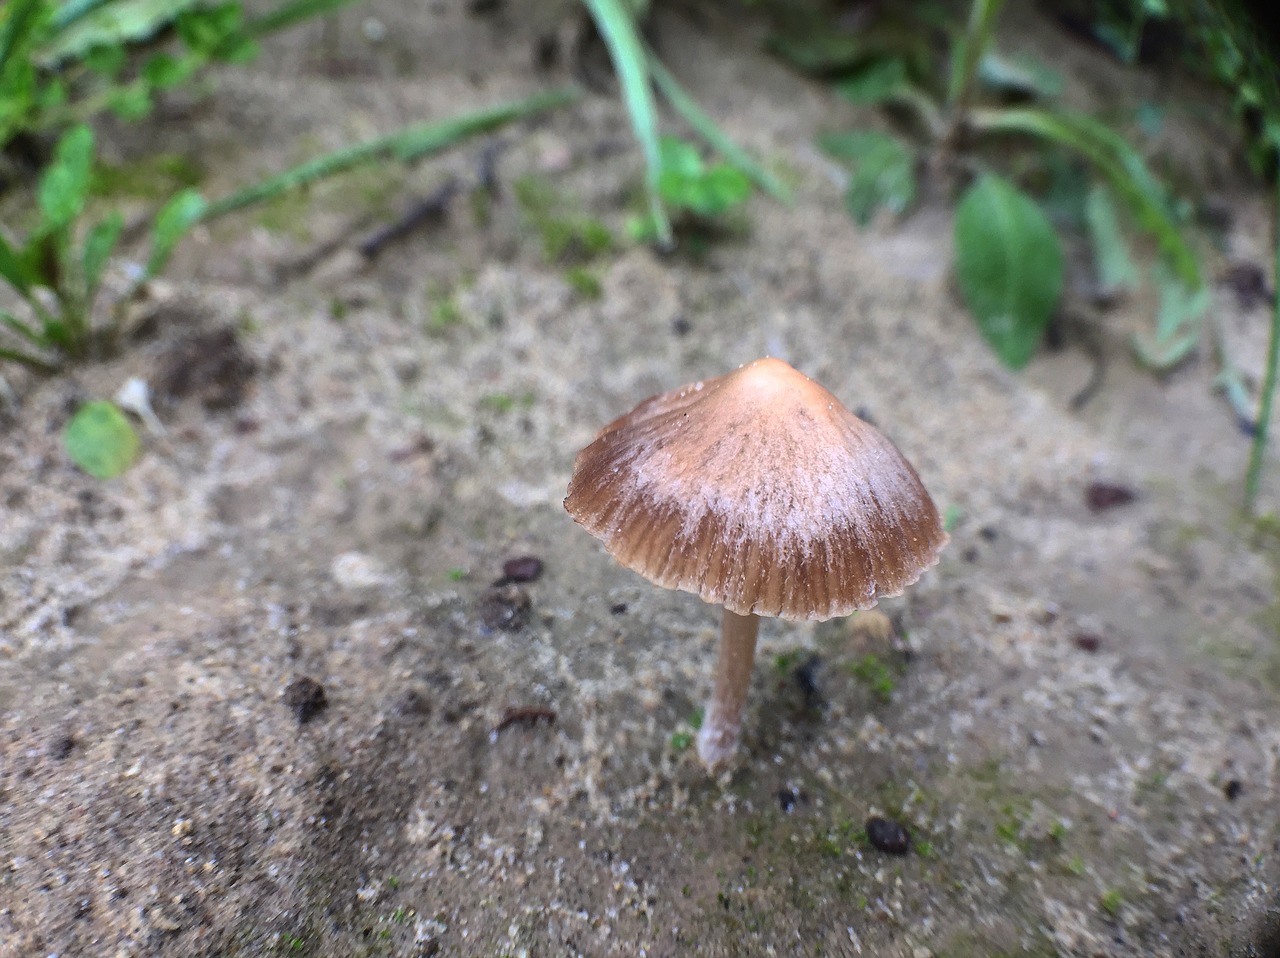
330 551 389 589
501 555 544 583
777 786 806 813
47 734 76 761
1073 632 1103 653
1085 481 1137 512
283 677 328 723
478 584 531 632
866 816 911 855
157 326 256 410
609 602 628 615
1223 779 1243 801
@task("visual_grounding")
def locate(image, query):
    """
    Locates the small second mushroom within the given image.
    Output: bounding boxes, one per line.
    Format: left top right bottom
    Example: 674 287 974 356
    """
565 357 948 771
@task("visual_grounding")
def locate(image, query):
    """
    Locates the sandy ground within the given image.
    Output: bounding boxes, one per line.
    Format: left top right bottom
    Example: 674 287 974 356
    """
2 2 1279 956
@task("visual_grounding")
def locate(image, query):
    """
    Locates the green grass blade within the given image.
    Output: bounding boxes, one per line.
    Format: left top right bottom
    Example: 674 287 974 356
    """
970 107 1199 288
82 210 123 298
202 89 576 221
1 309 47 348
0 343 57 372
0 0 45 72
0 231 34 295
646 52 788 203
244 0 361 38
1245 182 1280 512
948 0 1007 108
581 0 670 247
146 188 204 278
1084 182 1138 294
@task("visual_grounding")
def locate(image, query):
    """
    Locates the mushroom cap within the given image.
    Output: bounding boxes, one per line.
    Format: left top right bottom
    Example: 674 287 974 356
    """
565 358 948 621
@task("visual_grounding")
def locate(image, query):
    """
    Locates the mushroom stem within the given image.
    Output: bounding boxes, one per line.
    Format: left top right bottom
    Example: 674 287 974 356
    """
696 610 761 770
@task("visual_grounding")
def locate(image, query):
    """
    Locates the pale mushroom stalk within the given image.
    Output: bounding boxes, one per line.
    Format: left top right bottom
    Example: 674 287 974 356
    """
697 610 760 769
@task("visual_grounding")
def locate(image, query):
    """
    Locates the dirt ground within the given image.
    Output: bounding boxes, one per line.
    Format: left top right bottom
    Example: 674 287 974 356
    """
2 2 1279 956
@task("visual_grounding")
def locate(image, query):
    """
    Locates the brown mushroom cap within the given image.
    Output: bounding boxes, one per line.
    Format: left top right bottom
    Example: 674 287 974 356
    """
565 358 948 620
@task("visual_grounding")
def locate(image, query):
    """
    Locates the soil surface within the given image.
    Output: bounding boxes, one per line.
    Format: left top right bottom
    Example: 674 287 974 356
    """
2 3 1279 957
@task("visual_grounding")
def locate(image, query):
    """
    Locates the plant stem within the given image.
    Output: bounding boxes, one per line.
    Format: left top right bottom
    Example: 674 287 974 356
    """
646 51 789 202
944 0 1007 142
696 610 760 771
0 345 57 373
1245 179 1280 513
201 89 577 221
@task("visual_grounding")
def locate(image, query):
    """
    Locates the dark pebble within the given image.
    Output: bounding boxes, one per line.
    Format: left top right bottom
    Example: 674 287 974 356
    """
47 734 76 761
393 688 432 719
793 654 823 711
283 677 328 723
157 327 257 411
478 584 531 632
777 786 807 813
979 526 999 541
1085 481 1137 512
502 556 544 583
1222 261 1272 310
1224 779 1243 801
671 316 692 336
609 602 628 615
866 816 911 855
1073 632 1103 653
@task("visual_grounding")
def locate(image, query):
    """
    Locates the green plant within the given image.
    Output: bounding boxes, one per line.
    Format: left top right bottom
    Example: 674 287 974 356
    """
1099 887 1124 917
580 0 786 249
627 136 752 242
64 398 138 477
815 0 1204 375
1 89 573 371
849 653 898 703
0 122 202 368
0 0 358 159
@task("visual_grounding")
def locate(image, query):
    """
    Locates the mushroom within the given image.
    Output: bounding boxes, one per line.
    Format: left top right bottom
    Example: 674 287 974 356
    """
564 357 948 770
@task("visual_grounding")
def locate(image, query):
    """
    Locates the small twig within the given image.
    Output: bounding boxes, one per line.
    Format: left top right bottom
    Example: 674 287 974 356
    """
1069 329 1107 412
491 706 557 735
357 178 460 259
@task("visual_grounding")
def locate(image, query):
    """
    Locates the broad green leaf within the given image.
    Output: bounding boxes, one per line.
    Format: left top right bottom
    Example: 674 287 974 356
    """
1084 183 1138 294
146 188 206 278
968 107 1200 288
694 165 751 215
954 174 1064 370
142 52 192 90
65 401 140 479
835 58 908 105
819 131 916 225
38 124 94 230
82 211 124 297
107 83 152 120
0 231 33 294
84 43 126 77
659 136 703 180
37 0 204 65
655 136 750 217
977 51 1062 99
175 3 243 55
